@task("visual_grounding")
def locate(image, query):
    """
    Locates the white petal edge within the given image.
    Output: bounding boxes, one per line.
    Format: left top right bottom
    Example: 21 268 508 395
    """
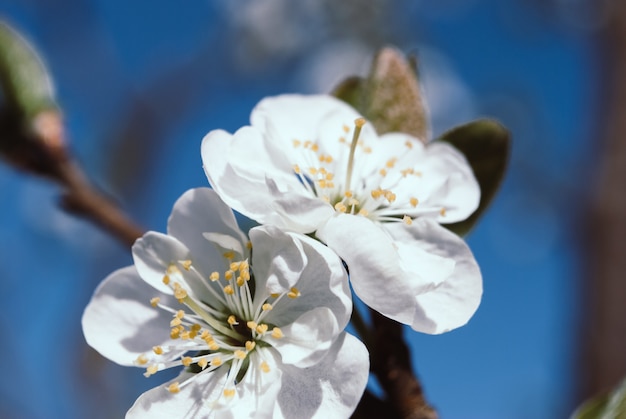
275 333 369 419
82 266 186 366
384 218 483 333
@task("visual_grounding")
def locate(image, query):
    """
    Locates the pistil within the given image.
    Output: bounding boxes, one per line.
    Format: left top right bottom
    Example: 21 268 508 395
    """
344 118 366 194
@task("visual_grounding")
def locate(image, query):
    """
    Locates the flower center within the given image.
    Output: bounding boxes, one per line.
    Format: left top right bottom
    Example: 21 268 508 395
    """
290 119 436 224
135 253 299 403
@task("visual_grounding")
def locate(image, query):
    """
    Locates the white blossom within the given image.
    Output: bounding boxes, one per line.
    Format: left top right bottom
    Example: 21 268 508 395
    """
82 188 368 418
202 94 482 333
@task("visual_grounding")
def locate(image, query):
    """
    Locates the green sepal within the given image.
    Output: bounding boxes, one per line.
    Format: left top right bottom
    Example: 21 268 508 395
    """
436 119 511 237
331 47 430 140
0 21 57 119
572 378 626 419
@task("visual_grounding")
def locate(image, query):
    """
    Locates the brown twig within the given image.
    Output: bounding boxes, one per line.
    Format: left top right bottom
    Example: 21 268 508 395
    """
369 310 438 419
1 109 144 247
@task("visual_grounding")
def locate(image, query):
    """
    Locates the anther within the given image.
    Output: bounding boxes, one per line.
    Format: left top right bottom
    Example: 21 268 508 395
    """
223 251 235 260
245 341 256 351
144 364 158 377
211 357 223 367
162 275 170 285
334 202 347 213
256 324 269 334
287 287 301 299
410 197 419 207
180 260 192 271
262 303 273 311
293 164 301 174
153 346 164 355
403 215 413 225
260 361 271 373
247 321 258 330
440 207 447 216
271 327 284 339
150 297 160 307
228 315 238 325
173 284 187 300
167 382 180 394
136 354 148 365
197 358 209 370
181 356 193 367
224 285 234 295
234 350 246 360
209 271 219 281
223 388 236 399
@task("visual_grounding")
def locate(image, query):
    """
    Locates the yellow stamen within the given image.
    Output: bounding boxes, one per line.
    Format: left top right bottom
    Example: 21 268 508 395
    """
287 287 301 299
234 350 246 360
153 346 164 355
410 197 419 207
167 382 180 394
245 341 256 351
247 321 258 330
144 364 158 377
440 207 447 216
403 215 413 225
223 251 235 259
271 327 284 339
260 361 271 373
262 303 273 311
211 357 223 367
180 260 192 271
223 388 236 398
224 285 234 295
181 356 193 367
150 297 160 307
334 202 347 213
293 164 301 174
162 275 170 285
197 358 209 370
228 315 238 325
256 324 269 334
209 271 220 281
173 284 187 300
136 354 148 365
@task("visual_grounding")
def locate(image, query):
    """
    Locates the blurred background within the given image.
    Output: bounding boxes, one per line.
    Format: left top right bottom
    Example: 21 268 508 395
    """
0 0 622 418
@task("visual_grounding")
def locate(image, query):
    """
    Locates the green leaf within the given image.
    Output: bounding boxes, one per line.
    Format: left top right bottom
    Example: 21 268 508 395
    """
436 119 511 236
0 21 57 119
572 378 626 419
331 47 430 140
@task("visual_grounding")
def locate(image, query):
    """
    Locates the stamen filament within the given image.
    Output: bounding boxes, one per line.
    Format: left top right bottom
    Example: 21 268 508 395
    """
183 296 246 341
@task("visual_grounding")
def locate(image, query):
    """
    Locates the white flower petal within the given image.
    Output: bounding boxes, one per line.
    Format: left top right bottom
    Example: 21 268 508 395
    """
250 95 360 151
265 307 339 368
317 215 419 323
203 127 324 233
265 177 335 233
251 227 351 330
419 142 480 223
168 188 246 275
275 333 369 419
132 232 215 304
249 225 307 294
127 370 227 419
81 266 186 366
385 218 483 333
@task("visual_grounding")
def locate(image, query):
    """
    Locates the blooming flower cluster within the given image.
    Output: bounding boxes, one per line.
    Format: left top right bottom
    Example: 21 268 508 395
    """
82 94 483 418
202 94 482 334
